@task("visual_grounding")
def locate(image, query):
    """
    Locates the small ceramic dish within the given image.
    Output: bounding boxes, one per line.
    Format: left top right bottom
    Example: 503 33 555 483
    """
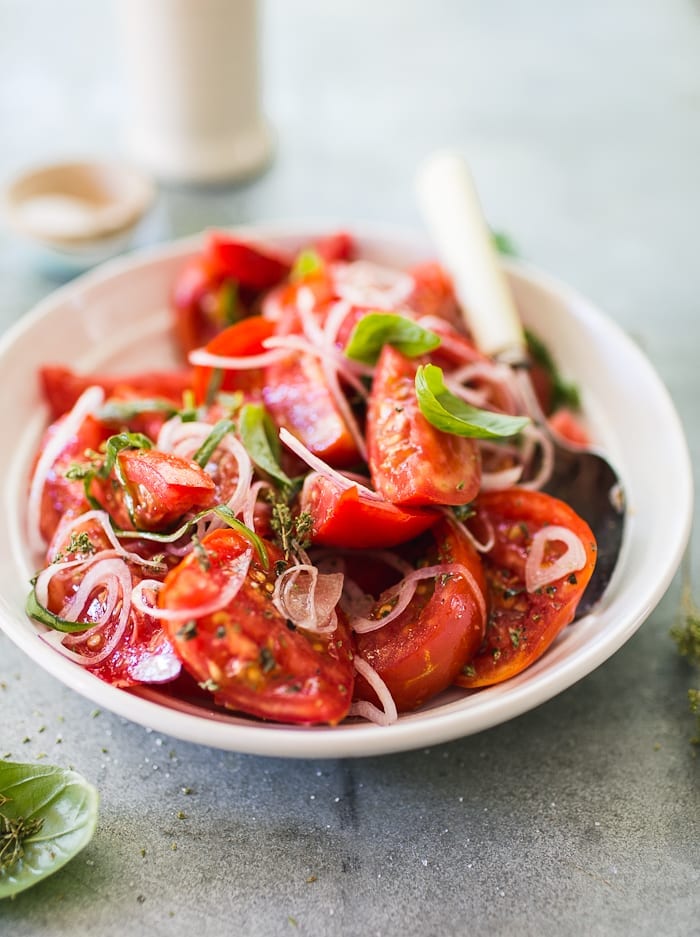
3 160 155 275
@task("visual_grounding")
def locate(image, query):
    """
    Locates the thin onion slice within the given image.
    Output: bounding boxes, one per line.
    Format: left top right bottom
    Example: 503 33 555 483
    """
348 562 486 634
271 564 343 634
349 657 398 727
525 525 587 593
27 385 105 555
280 431 382 500
188 347 290 369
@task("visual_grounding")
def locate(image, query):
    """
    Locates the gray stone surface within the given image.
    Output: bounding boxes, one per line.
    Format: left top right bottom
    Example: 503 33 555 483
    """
0 1 698 934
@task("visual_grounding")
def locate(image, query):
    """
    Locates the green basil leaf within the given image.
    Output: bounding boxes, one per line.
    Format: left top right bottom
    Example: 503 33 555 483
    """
415 363 530 439
0 760 98 898
492 230 518 256
96 398 180 424
291 248 323 281
344 313 441 365
192 419 235 468
25 588 92 634
238 403 292 489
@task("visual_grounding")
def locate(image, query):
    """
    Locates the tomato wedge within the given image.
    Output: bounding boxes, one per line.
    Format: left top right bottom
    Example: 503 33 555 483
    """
206 233 291 289
301 473 439 549
455 489 597 688
191 315 277 404
91 449 216 531
354 516 487 712
39 365 193 421
367 344 481 506
159 528 355 725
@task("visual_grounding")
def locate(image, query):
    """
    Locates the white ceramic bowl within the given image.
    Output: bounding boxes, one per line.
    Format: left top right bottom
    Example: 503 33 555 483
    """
0 223 692 758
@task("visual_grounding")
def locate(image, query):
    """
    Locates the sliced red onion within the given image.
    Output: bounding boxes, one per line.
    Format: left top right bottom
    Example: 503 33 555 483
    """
321 357 368 462
158 418 254 518
263 336 370 395
149 548 252 623
280 432 382 501
27 384 105 555
480 464 524 491
322 299 353 346
348 562 486 634
271 564 343 634
332 260 414 309
349 657 398 726
48 509 166 571
242 479 273 531
518 424 555 491
525 525 587 593
188 347 290 369
57 557 133 665
130 578 165 617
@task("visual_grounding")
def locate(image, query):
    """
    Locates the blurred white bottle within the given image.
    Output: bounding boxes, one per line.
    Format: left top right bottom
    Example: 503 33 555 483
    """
116 0 272 183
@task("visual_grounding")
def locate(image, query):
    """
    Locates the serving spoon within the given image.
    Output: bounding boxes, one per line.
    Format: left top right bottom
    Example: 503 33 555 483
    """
416 151 624 614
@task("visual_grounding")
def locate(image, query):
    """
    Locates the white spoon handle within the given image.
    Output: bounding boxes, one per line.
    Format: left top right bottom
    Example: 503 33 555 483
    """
416 150 526 361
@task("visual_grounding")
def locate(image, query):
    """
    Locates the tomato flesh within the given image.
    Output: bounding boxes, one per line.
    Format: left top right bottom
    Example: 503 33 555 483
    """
456 489 597 688
91 449 216 531
301 473 439 549
367 344 481 506
354 517 487 711
159 529 355 725
192 315 277 404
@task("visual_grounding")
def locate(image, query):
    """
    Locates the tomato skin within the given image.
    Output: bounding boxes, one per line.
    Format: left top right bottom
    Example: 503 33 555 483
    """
159 529 355 725
39 365 193 421
191 315 277 404
406 261 460 326
354 517 487 712
455 489 597 688
206 234 291 289
91 449 216 531
367 345 481 506
548 408 591 447
301 473 439 549
313 231 355 263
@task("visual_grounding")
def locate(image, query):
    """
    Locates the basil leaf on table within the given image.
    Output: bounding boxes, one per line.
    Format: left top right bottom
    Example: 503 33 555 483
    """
344 313 441 365
415 363 530 439
0 761 98 899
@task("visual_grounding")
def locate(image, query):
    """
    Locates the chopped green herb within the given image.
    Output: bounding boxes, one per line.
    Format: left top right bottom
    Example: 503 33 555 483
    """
525 328 581 412
259 647 276 673
176 621 198 641
344 312 441 365
192 419 235 468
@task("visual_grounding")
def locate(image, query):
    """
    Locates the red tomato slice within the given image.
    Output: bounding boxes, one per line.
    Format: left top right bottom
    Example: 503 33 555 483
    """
39 366 193 421
367 344 481 506
205 234 291 289
548 408 591 447
455 489 597 688
353 516 487 712
301 473 439 549
159 528 355 725
91 449 216 531
312 232 355 263
192 315 277 404
406 261 460 326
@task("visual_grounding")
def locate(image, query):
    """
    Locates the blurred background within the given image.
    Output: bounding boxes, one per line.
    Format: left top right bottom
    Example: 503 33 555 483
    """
1 2 699 934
